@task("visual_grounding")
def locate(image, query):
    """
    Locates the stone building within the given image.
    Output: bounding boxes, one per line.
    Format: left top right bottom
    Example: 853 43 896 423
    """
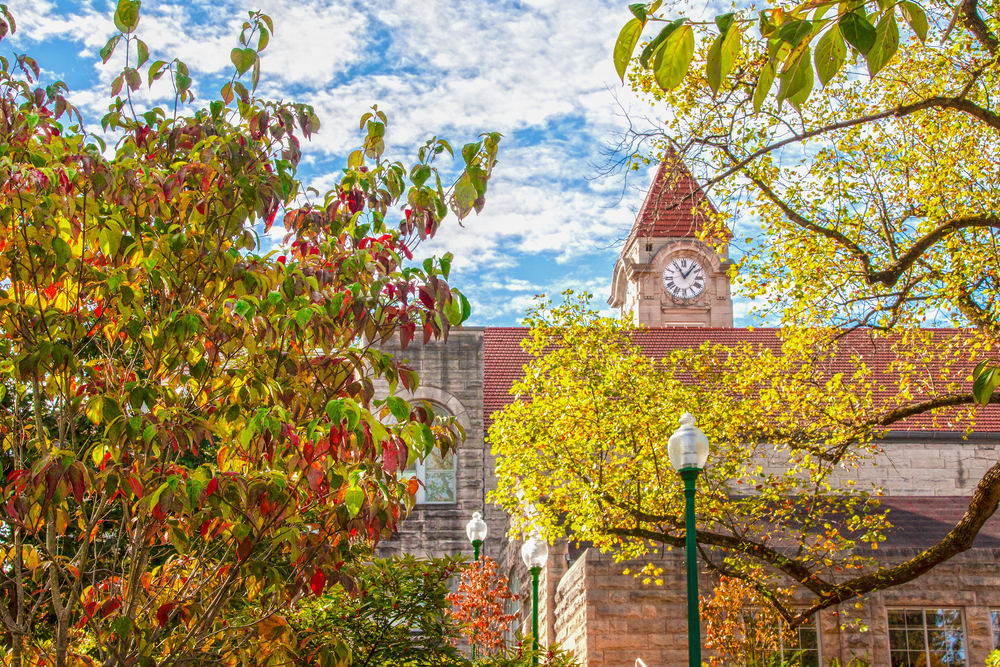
377 157 1000 667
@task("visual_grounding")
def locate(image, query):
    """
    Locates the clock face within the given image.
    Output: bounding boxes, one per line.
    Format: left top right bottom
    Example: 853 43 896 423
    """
662 258 707 299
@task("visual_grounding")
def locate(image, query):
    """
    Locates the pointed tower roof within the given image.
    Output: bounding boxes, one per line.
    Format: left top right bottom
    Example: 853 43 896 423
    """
623 150 728 250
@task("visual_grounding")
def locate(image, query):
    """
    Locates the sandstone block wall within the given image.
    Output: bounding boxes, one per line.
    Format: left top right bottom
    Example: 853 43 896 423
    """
549 546 1000 667
373 329 506 561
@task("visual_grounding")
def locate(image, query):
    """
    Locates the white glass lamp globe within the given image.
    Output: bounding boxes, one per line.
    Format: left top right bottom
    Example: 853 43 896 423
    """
521 529 548 570
667 412 711 471
466 511 489 543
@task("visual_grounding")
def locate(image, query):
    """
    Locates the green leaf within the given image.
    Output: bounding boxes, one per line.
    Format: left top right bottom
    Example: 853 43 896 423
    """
653 24 694 91
100 35 120 64
639 18 685 70
753 60 775 113
900 1 928 42
715 12 736 35
706 24 741 95
345 488 364 518
52 237 71 267
410 164 432 188
326 399 345 424
113 0 141 32
386 396 410 423
839 12 877 55
628 3 647 21
443 295 463 326
865 12 899 78
973 367 1000 406
614 18 644 83
440 252 453 279
778 44 813 110
973 360 990 381
459 291 471 321
136 39 149 67
814 25 846 87
230 47 256 76
347 150 364 169
453 172 478 219
778 20 812 47
148 60 168 87
257 28 270 52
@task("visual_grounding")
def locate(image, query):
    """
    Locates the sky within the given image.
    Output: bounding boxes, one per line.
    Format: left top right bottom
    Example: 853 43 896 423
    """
10 0 756 327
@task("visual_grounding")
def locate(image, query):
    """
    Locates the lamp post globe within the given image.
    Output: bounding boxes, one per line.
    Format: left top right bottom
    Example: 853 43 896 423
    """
669 412 711 667
521 529 548 666
466 511 488 561
667 412 710 472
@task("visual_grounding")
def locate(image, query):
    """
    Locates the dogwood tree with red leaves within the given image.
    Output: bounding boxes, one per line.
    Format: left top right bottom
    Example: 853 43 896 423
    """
0 2 500 666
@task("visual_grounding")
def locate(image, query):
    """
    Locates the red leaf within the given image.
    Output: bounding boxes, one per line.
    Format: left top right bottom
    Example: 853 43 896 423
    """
306 462 323 491
205 477 218 498
418 285 435 310
100 598 121 618
400 322 415 352
127 475 143 498
310 568 326 596
156 603 175 628
236 537 252 562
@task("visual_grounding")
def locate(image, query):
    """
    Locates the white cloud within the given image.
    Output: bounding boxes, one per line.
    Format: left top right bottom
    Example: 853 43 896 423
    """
13 0 678 326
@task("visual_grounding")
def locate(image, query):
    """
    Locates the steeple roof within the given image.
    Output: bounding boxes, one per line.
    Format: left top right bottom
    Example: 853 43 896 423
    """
624 150 728 245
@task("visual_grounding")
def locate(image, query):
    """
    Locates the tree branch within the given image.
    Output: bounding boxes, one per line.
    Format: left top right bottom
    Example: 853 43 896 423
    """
960 0 999 54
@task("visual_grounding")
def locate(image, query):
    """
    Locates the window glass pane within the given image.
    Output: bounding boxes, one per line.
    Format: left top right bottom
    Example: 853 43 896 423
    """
889 611 909 627
905 610 926 627
890 651 910 667
908 630 927 651
423 470 455 502
891 629 909 651
991 610 1000 649
425 448 453 472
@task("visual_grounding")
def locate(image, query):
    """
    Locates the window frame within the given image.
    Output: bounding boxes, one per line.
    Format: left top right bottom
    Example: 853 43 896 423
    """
886 607 968 667
743 610 821 667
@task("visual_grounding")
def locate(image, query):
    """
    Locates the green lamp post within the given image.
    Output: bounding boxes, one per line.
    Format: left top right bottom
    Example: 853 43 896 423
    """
466 511 489 659
667 412 711 667
520 529 548 666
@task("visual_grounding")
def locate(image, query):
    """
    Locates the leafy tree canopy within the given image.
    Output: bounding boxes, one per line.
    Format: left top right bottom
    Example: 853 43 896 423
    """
490 294 998 627
0 2 501 665
516 0 1000 623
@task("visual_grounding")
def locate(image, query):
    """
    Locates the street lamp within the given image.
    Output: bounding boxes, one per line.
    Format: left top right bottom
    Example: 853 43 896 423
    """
466 511 488 561
520 529 548 666
668 412 710 667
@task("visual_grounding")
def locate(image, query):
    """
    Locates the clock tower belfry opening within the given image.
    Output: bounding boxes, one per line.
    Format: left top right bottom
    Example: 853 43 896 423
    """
607 153 734 328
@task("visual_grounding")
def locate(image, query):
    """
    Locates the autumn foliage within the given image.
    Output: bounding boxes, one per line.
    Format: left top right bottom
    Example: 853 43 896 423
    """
447 556 520 653
0 1 500 666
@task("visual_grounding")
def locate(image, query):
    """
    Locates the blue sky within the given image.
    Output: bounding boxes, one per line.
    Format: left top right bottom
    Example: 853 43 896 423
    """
11 0 756 327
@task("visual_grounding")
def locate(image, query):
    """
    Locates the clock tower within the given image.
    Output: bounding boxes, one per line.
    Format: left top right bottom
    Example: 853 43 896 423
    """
608 153 733 328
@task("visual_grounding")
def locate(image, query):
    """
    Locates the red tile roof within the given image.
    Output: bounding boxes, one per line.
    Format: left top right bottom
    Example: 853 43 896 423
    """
483 327 1000 434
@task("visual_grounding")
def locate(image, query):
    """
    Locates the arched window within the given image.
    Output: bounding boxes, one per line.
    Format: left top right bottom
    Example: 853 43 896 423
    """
400 401 457 504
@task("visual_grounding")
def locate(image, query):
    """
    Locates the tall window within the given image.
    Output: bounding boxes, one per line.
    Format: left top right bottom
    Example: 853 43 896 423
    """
400 402 457 504
990 610 999 650
888 609 966 667
746 613 820 667
505 565 521 646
